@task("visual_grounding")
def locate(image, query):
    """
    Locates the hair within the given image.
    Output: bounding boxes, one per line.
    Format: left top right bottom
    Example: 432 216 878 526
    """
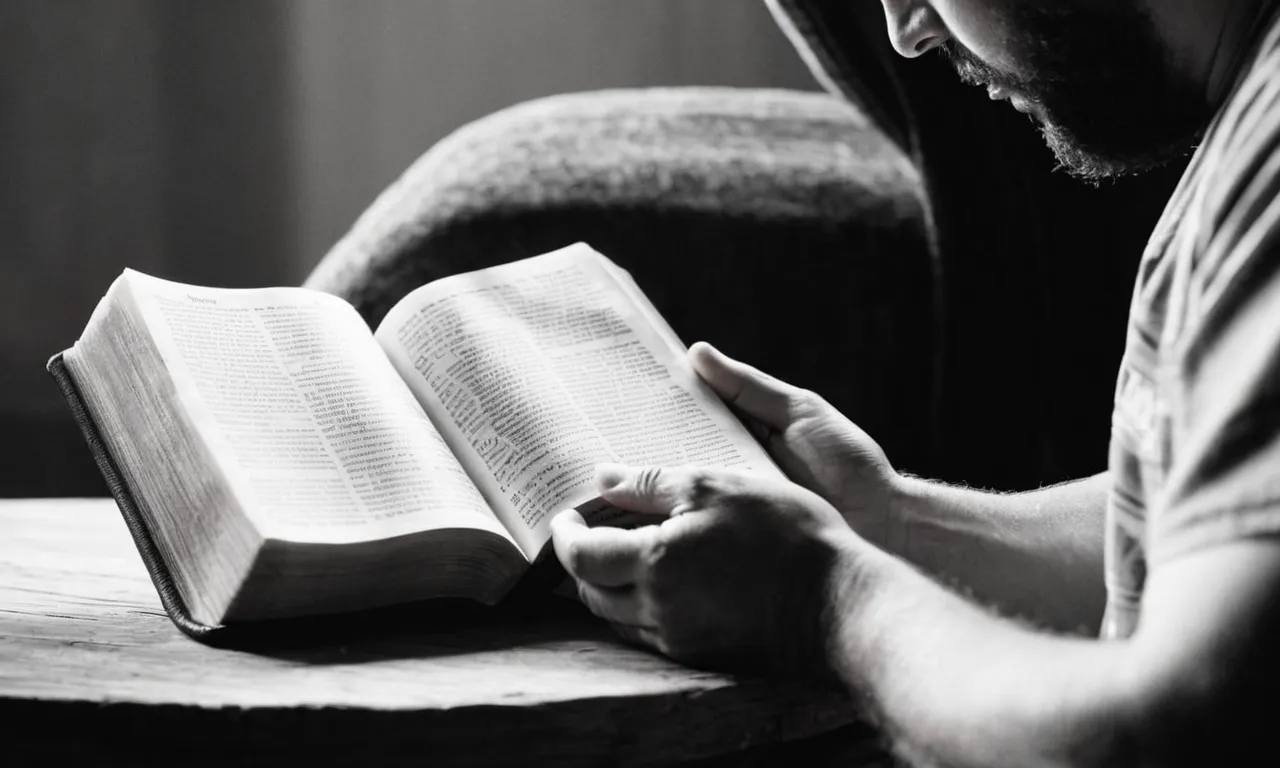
939 3 1208 182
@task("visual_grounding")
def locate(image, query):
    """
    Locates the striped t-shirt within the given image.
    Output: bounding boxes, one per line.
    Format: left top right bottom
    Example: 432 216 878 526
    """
1102 4 1280 640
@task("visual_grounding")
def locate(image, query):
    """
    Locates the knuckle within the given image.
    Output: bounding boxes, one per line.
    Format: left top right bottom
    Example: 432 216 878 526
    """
687 469 720 504
575 580 597 611
641 534 669 573
645 550 689 607
697 469 752 507
635 466 663 499
642 538 679 597
791 387 826 413
564 540 588 577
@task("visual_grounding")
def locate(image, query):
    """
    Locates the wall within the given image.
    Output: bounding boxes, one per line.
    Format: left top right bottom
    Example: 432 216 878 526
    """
290 0 818 271
0 0 817 495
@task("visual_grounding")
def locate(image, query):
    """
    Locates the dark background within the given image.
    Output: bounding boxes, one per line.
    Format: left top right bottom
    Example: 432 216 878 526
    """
1 0 819 497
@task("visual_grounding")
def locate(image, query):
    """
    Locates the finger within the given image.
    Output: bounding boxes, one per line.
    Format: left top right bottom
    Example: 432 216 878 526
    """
595 464 708 517
550 509 660 587
575 580 653 627
688 342 801 431
609 621 665 654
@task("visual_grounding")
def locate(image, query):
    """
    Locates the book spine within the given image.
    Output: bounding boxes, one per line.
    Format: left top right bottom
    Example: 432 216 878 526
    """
46 351 228 644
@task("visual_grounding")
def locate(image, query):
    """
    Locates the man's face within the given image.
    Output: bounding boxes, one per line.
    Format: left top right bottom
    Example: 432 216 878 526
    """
910 0 1209 181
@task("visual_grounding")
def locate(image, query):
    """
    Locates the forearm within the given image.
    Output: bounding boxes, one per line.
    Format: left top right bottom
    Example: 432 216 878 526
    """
883 472 1109 635
826 541 1133 768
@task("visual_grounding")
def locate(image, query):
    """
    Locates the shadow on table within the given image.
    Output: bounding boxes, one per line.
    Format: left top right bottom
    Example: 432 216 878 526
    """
216 588 631 665
163 547 630 664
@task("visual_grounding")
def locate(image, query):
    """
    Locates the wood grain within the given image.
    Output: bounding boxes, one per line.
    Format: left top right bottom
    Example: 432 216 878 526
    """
0 498 886 766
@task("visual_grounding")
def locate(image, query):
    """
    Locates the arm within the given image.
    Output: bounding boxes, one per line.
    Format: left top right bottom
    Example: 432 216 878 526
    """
551 464 1280 768
815 135 1280 765
689 342 1105 633
828 529 1280 768
889 472 1108 635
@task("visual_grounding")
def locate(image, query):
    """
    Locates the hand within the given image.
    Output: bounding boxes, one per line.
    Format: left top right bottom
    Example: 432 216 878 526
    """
689 342 902 549
549 463 860 675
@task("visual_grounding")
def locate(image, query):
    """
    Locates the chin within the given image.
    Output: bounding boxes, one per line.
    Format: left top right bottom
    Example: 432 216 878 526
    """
1038 121 1194 183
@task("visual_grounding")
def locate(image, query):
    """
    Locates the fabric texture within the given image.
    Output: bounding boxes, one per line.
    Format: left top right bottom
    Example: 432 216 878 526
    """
304 87 942 471
1102 4 1280 639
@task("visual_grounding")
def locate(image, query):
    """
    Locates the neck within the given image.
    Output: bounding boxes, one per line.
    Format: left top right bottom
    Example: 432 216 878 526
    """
1150 0 1272 109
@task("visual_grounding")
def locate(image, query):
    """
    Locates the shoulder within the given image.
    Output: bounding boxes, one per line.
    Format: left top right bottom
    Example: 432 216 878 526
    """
1178 17 1280 364
1193 12 1280 255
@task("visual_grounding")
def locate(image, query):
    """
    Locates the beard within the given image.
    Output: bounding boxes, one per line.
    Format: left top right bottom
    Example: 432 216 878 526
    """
939 4 1210 182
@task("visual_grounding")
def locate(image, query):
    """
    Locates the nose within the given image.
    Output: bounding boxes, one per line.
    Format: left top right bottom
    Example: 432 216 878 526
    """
881 0 949 58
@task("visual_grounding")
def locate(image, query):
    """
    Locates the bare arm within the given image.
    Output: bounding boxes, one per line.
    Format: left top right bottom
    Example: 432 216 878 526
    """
553 464 1280 768
827 532 1280 768
688 342 1106 634
887 472 1108 635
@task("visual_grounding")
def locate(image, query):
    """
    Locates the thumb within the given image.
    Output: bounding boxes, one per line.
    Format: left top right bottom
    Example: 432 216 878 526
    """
688 341 801 431
595 463 698 517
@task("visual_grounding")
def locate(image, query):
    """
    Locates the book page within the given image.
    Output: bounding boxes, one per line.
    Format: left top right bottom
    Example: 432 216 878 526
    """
121 271 510 546
375 243 783 558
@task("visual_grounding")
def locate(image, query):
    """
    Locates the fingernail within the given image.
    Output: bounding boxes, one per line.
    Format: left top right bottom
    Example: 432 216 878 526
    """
595 463 627 491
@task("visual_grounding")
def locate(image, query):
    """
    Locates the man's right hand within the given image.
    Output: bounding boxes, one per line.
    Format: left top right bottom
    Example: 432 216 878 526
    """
688 342 904 550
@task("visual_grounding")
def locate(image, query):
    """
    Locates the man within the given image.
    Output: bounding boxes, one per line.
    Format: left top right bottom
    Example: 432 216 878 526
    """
548 1 1280 765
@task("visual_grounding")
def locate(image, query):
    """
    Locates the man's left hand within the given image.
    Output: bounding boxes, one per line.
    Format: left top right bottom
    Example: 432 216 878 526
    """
549 463 858 674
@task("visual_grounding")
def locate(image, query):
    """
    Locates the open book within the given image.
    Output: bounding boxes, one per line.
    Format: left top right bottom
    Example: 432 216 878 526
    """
54 243 783 634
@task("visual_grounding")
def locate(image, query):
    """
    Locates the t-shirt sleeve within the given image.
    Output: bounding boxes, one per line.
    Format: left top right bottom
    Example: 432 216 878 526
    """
1150 81 1280 564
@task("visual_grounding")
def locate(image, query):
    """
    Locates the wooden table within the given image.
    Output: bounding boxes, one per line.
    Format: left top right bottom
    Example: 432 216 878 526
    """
0 498 890 766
